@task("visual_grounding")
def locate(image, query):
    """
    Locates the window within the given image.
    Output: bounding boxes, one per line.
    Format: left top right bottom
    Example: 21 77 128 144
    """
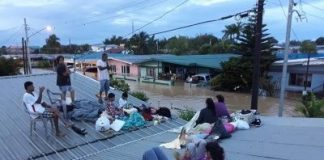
289 73 312 87
146 68 155 77
110 65 116 73
121 65 130 75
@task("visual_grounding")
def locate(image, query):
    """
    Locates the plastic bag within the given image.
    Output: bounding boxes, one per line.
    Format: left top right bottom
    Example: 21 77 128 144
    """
236 119 250 130
95 116 110 132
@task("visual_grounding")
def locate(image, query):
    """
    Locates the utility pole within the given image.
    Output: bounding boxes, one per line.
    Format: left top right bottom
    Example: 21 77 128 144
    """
279 0 295 117
24 18 32 74
132 20 134 35
251 0 265 110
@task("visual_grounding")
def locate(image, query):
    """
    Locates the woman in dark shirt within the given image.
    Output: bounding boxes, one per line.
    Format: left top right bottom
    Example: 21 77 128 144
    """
196 98 218 126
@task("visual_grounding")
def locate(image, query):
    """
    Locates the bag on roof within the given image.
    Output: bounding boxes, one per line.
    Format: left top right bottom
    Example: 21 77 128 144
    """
95 116 111 132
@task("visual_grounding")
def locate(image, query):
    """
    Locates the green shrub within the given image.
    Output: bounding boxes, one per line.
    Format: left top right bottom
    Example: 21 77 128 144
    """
110 79 130 92
130 91 149 102
0 57 20 76
296 93 324 117
178 108 196 121
209 75 222 90
37 60 51 68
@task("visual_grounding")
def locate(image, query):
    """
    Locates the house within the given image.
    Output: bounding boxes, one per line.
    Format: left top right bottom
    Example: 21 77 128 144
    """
269 55 324 93
91 44 120 52
75 53 239 85
0 72 185 160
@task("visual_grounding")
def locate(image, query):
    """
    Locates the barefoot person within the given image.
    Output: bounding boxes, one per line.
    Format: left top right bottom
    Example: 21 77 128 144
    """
56 55 75 103
23 81 65 137
97 53 110 103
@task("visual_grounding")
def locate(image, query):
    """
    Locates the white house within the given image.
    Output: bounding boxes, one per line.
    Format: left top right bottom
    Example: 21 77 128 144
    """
269 57 324 93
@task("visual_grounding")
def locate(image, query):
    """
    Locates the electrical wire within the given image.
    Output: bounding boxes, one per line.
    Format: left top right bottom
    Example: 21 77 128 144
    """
302 0 324 13
277 0 301 41
0 25 23 46
63 0 170 26
149 9 254 36
124 0 190 37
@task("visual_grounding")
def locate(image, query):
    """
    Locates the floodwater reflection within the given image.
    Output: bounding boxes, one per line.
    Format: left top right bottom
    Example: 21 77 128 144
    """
127 81 301 116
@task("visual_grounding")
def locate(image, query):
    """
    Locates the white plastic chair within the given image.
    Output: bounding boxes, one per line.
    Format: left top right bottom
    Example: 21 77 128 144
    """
23 103 54 137
46 89 68 119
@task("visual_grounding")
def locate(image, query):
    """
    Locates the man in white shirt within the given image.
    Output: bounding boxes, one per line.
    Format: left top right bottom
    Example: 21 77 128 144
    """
23 81 65 137
97 53 110 103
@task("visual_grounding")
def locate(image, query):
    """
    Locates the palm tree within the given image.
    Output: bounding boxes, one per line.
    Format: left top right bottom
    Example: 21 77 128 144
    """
299 40 317 94
129 32 150 54
222 22 242 41
43 34 61 54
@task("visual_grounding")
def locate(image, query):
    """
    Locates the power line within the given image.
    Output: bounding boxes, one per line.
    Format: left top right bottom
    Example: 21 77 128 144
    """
61 0 148 25
149 9 254 36
277 0 301 41
124 0 190 37
64 0 170 27
302 0 324 13
0 25 23 46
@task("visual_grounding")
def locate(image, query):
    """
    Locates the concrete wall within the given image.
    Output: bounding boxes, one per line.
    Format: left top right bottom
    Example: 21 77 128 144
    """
108 59 139 76
269 71 324 92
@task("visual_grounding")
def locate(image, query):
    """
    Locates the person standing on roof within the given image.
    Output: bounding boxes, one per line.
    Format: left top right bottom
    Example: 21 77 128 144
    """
56 55 75 103
97 53 110 103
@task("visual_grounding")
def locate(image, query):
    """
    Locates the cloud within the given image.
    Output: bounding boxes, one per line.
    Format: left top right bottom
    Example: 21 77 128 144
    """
0 0 65 7
190 0 233 6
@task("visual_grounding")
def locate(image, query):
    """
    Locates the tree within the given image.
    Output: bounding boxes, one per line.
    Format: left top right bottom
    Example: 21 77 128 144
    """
212 40 236 53
215 16 276 92
289 40 301 46
0 46 7 55
166 36 190 55
129 32 152 54
222 22 242 41
42 34 61 54
315 37 324 45
190 34 218 52
0 57 20 76
103 35 127 45
300 40 317 92
199 44 212 54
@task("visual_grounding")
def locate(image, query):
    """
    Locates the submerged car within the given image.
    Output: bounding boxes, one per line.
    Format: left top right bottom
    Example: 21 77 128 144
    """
185 73 211 87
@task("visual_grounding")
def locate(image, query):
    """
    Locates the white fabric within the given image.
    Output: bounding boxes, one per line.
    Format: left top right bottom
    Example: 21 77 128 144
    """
169 111 200 133
118 98 127 109
160 136 181 149
236 119 250 130
23 92 45 119
95 115 111 132
123 108 138 114
96 59 109 80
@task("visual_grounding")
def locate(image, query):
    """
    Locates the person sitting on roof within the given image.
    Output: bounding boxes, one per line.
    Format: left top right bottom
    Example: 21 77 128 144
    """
104 93 123 122
174 140 225 160
22 81 65 137
195 98 218 126
214 95 230 119
118 92 128 109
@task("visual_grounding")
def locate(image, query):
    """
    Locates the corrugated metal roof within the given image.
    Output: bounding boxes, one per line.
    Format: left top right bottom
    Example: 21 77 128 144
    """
75 52 239 69
275 53 324 60
0 73 186 160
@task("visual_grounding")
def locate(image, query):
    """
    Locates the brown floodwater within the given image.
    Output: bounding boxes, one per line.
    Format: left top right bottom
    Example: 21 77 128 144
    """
127 81 302 117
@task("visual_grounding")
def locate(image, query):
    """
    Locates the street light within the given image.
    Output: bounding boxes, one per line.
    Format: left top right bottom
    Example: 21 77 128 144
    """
24 18 52 74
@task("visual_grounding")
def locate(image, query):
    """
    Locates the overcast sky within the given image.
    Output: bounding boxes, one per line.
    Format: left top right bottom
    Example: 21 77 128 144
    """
0 0 323 46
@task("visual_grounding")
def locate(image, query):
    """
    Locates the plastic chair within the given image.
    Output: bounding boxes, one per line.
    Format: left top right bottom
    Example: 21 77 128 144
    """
23 103 54 137
46 89 68 119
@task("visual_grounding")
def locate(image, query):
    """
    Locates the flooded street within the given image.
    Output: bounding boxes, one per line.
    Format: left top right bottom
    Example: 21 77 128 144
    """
127 81 302 117
31 69 301 117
